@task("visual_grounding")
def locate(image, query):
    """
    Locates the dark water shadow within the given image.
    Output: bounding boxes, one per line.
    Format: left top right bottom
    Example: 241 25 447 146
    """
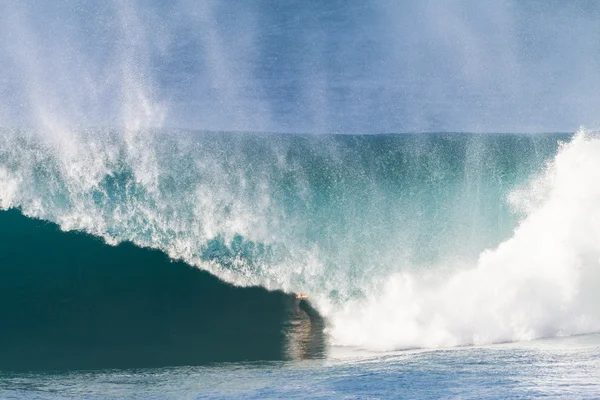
282 298 328 360
0 209 325 371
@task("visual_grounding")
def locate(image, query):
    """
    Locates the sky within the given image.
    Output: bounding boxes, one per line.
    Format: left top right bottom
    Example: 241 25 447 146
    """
1 0 599 134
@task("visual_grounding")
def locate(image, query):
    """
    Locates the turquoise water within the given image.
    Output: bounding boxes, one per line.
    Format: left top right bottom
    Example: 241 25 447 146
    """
2 131 600 398
0 131 568 295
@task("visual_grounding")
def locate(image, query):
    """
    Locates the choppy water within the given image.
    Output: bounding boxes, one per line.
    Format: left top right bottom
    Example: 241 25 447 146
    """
1 335 599 399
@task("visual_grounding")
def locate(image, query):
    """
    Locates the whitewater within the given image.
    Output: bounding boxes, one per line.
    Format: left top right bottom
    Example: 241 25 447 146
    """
1 127 598 353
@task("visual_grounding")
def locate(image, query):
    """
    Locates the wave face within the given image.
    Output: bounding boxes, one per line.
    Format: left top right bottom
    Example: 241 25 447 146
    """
0 209 325 370
1 129 599 351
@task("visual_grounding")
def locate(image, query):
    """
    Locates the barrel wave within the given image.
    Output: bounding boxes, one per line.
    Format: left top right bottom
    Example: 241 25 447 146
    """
1 128 600 363
0 209 320 370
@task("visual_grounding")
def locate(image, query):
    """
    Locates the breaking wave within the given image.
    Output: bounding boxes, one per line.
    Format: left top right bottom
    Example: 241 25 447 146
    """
1 128 599 352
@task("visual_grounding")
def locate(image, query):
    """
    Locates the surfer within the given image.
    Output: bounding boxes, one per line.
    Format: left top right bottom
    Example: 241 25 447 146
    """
293 293 310 316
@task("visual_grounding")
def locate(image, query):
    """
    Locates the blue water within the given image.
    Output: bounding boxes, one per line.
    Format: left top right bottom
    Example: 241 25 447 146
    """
2 132 600 398
2 335 599 399
2 1 600 398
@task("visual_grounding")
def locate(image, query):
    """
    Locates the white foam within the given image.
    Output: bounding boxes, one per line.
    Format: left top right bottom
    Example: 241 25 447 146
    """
325 130 600 350
0 167 20 210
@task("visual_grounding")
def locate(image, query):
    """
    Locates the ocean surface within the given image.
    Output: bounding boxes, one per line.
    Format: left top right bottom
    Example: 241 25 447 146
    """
1 130 600 397
1 335 600 399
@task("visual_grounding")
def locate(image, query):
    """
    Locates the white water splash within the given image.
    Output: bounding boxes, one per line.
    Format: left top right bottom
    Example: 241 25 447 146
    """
326 130 600 350
0 167 20 210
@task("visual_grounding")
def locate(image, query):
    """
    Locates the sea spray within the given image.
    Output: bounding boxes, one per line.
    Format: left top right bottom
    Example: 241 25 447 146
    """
326 131 600 350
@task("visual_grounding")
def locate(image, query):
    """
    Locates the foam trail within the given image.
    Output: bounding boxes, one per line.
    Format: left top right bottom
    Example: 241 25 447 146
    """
326 131 600 350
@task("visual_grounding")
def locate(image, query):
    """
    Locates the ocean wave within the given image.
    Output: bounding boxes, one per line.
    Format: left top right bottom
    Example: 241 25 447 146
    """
0 209 325 370
2 129 595 352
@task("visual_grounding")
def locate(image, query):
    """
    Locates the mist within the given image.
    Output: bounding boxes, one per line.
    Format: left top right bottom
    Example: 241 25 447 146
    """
1 0 599 134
